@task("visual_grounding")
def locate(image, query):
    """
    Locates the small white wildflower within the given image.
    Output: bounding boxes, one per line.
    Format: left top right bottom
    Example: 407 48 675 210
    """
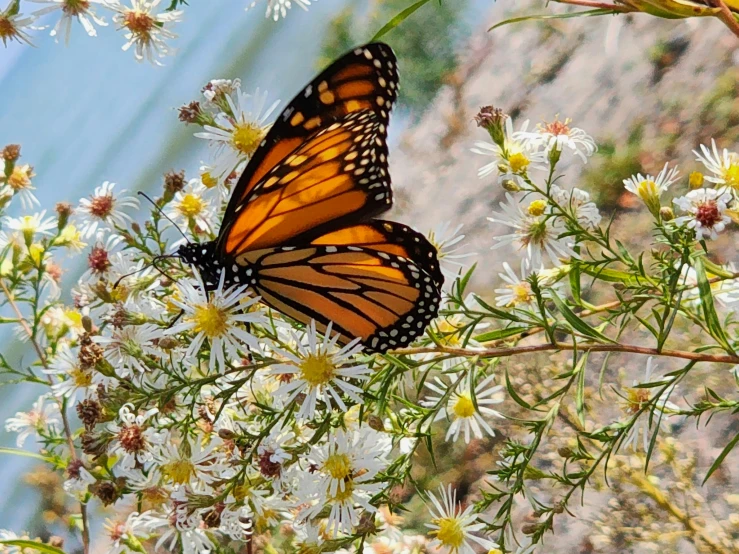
673 187 732 240
195 87 280 181
489 193 578 268
2 163 38 209
693 138 739 193
27 0 108 43
423 375 504 444
165 178 217 234
107 0 183 65
550 184 601 230
247 0 313 21
77 181 139 238
107 403 166 470
166 270 264 373
471 118 546 183
426 222 475 283
425 485 498 554
620 357 679 452
623 163 680 215
518 117 596 163
270 320 371 420
4 394 60 447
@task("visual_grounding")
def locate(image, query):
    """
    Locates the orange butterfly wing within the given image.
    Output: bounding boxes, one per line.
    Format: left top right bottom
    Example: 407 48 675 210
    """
236 222 443 352
216 42 398 255
220 110 393 255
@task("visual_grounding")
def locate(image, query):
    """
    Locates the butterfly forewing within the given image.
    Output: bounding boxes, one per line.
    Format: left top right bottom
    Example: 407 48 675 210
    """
221 110 393 255
216 42 399 255
237 222 443 353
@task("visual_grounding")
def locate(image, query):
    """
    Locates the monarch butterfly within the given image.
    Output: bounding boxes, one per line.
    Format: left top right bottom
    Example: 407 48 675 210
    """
177 42 443 353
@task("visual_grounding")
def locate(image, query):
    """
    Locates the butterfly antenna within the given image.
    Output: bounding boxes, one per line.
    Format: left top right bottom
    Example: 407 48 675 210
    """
113 262 155 289
137 191 191 243
112 254 178 289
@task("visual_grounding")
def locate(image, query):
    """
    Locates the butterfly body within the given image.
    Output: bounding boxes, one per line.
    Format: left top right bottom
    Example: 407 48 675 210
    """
182 43 443 353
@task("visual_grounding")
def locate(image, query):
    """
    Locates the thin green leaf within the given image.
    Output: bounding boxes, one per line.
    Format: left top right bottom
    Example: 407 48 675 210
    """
488 8 618 31
550 290 615 343
0 447 51 462
372 0 435 40
474 326 528 343
581 265 641 285
505 366 535 411
0 541 67 554
575 353 589 426
703 429 739 484
695 258 736 355
569 263 582 305
701 257 736 279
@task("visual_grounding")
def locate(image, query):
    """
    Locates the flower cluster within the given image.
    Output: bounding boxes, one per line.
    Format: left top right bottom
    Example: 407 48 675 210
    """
0 0 313 63
3 97 739 554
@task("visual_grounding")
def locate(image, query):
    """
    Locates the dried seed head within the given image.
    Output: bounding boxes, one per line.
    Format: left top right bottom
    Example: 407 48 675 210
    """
178 101 202 124
2 144 20 162
77 399 102 429
164 170 186 194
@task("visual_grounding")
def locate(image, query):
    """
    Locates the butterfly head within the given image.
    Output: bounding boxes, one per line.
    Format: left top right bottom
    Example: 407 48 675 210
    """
176 241 256 292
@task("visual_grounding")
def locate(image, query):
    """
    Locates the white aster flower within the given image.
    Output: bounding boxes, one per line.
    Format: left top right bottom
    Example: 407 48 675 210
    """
27 0 108 43
300 427 390 536
94 323 164 379
167 270 264 373
165 178 217 234
2 163 38 209
195 87 280 181
107 0 182 65
494 261 561 309
423 375 504 444
471 118 546 183
693 138 739 193
155 439 223 487
623 163 680 214
489 193 578 268
0 11 40 46
549 184 601 230
270 320 371 420
3 211 56 244
103 511 152 554
4 394 60 447
620 357 679 452
673 187 732 240
219 501 254 540
517 117 596 163
247 0 312 21
146 510 215 554
202 78 241 103
62 460 96 500
44 344 100 401
108 403 165 470
427 222 475 283
77 181 139 238
425 485 498 554
256 426 296 483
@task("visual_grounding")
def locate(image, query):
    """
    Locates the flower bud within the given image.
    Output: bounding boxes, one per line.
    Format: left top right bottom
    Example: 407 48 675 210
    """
521 523 539 535
659 206 675 221
163 170 186 196
366 414 385 431
82 315 93 333
55 202 74 230
2 144 20 162
501 179 521 192
475 105 508 148
557 446 573 458
158 336 180 350
218 429 236 440
178 101 203 124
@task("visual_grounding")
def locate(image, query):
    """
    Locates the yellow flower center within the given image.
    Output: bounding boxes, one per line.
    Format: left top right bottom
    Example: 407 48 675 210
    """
231 121 264 157
507 152 530 174
637 180 658 202
299 352 336 387
201 171 218 189
509 283 532 305
7 164 33 191
330 480 355 503
323 453 352 480
689 171 704 190
177 193 205 219
724 164 739 189
452 394 476 419
625 388 650 415
436 318 462 347
70 368 93 388
123 10 155 41
433 517 465 550
190 303 229 338
527 199 547 217
162 458 195 485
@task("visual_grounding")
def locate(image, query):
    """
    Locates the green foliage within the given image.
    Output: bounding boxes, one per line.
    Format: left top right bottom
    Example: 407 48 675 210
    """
320 0 467 112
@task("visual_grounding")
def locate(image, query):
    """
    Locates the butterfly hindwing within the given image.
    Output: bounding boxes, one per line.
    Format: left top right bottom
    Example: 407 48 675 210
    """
234 222 443 353
219 110 393 255
217 42 399 253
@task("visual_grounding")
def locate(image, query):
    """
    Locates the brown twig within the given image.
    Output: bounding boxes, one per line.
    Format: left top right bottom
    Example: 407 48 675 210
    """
391 341 739 365
0 278 90 554
709 0 739 39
